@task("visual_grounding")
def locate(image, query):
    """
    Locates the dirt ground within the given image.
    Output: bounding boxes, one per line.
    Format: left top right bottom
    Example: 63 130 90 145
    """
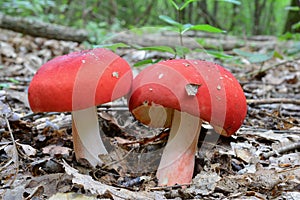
0 28 300 199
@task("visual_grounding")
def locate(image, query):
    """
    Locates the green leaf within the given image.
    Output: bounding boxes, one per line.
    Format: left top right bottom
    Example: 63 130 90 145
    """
190 24 225 33
175 46 191 58
94 43 130 52
233 49 274 63
285 42 300 56
159 15 181 27
0 83 9 89
292 21 300 30
9 78 19 84
217 0 241 5
206 50 234 59
279 32 300 41
168 0 179 10
133 59 156 67
179 0 199 10
181 23 193 34
139 46 176 54
285 6 300 11
273 51 284 60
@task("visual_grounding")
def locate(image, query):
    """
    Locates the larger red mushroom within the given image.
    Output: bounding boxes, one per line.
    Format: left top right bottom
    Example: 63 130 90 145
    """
128 59 247 186
28 48 133 167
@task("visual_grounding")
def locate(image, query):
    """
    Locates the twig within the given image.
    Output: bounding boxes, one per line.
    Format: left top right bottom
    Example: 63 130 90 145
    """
102 148 135 169
4 117 19 187
239 126 300 134
277 166 300 174
247 98 300 105
24 185 44 200
262 141 300 159
259 110 300 127
248 56 300 77
119 131 169 146
149 183 193 190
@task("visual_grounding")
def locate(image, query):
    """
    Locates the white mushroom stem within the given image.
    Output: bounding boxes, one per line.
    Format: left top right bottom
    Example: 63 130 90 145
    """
72 106 108 167
156 110 202 186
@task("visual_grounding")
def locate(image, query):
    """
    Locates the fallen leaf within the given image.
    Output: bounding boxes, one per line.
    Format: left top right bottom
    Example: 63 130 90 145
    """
42 145 72 156
186 171 221 195
0 41 16 58
48 192 96 200
17 142 37 156
62 160 163 200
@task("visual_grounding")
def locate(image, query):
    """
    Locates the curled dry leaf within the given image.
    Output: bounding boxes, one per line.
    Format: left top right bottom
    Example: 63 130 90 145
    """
0 41 16 58
42 145 72 156
186 171 221 195
17 142 37 157
230 142 258 164
62 160 163 199
49 192 96 200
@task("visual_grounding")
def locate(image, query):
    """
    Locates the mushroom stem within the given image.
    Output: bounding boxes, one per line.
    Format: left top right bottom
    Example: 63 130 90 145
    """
72 106 108 167
156 110 202 186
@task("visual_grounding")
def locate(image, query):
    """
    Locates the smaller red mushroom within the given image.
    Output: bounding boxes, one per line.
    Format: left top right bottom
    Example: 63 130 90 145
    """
28 48 133 167
128 59 247 186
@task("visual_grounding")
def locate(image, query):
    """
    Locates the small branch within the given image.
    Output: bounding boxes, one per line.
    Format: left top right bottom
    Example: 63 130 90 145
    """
102 148 135 169
4 117 19 187
247 98 300 105
240 126 300 134
262 141 300 159
149 183 193 190
260 110 299 127
248 56 300 77
0 12 88 42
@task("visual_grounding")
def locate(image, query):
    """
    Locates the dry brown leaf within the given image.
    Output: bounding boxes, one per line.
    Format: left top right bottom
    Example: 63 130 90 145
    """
17 142 37 157
42 145 72 156
62 160 164 200
0 42 16 58
186 171 221 195
48 192 97 200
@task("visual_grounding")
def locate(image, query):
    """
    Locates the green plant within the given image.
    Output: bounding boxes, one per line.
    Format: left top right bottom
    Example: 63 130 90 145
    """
1 0 55 20
286 6 300 32
132 0 226 66
159 0 224 54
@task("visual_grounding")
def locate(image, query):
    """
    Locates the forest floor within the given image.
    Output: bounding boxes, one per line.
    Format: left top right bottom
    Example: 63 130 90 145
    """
0 28 300 200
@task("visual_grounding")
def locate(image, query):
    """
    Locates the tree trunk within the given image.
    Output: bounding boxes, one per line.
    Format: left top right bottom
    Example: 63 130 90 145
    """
252 0 267 35
197 0 223 29
0 12 88 42
284 0 300 33
198 0 209 24
229 4 239 32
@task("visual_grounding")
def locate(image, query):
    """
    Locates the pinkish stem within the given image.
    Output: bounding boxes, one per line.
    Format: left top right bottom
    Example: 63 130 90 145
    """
156 110 202 186
72 107 108 167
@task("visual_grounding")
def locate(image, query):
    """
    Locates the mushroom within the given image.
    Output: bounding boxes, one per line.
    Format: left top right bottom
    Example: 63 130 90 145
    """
28 48 133 167
128 59 247 186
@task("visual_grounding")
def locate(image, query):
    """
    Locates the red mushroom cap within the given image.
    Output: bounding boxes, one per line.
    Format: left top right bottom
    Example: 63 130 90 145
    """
129 59 247 136
28 48 132 112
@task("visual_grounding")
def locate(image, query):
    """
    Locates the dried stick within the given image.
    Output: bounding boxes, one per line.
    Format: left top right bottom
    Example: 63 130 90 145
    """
102 148 135 169
247 98 300 105
149 183 193 190
248 56 300 77
4 117 19 187
262 141 300 159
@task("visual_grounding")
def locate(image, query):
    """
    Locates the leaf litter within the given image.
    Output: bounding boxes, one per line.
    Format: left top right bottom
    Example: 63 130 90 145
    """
0 28 300 199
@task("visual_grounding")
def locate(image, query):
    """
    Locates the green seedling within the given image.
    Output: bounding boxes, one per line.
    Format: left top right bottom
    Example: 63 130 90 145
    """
94 43 130 52
233 49 277 63
133 0 225 66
